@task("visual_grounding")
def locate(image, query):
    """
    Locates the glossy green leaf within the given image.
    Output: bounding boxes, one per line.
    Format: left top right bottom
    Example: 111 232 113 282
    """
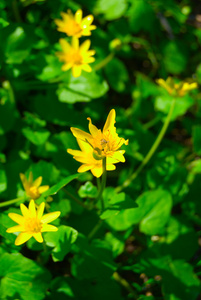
42 174 79 197
0 253 51 300
44 225 78 262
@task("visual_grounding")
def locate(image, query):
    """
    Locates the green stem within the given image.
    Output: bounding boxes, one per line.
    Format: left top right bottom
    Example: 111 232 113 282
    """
88 220 103 240
113 272 137 298
12 0 22 22
94 52 115 71
3 81 15 104
96 157 107 211
62 188 90 210
0 196 27 208
116 98 176 193
143 115 160 130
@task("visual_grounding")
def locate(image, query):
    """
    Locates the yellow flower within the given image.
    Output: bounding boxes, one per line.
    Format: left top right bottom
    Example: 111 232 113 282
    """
67 109 128 177
54 9 96 38
156 77 198 97
20 172 49 200
56 37 95 77
6 200 60 246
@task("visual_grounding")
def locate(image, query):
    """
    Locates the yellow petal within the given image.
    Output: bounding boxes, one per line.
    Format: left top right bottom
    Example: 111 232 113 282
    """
28 200 36 217
19 173 28 190
37 202 45 219
20 203 30 217
156 78 173 94
106 164 116 171
103 109 116 134
75 9 83 23
33 176 42 188
59 38 71 52
91 167 103 178
33 232 43 243
84 57 95 64
80 39 91 53
87 117 100 136
72 36 79 50
67 148 85 156
6 225 23 233
70 127 93 144
38 185 49 194
82 64 92 72
41 224 58 232
15 232 32 246
77 164 93 173
77 139 93 152
72 65 82 77
82 15 94 26
62 63 73 71
8 213 24 225
111 151 126 163
41 211 61 224
28 171 33 184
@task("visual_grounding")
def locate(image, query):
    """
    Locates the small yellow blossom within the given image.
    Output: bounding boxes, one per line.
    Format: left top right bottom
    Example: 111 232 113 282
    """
55 9 96 38
156 77 198 97
56 37 95 77
67 109 128 177
20 172 49 200
6 200 60 246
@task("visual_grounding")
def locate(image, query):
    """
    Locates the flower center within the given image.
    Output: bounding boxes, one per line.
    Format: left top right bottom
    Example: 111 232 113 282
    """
68 50 82 65
29 186 40 199
65 19 82 36
24 217 42 233
100 138 109 149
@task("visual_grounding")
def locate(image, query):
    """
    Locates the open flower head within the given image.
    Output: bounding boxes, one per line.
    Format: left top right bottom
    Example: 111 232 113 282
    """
6 200 60 246
67 109 128 177
56 37 95 77
55 9 96 38
156 77 198 97
20 172 49 200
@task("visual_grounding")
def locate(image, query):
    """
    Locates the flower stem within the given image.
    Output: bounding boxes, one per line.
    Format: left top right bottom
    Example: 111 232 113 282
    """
116 98 176 192
96 157 107 211
0 196 27 208
88 220 103 240
113 272 138 298
12 0 22 22
94 52 115 71
62 188 90 210
3 81 15 104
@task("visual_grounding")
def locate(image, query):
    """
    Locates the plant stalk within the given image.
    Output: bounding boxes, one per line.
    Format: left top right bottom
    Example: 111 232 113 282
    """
116 98 176 192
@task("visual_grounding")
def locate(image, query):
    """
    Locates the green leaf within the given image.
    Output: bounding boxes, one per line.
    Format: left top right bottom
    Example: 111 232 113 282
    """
94 0 128 20
0 253 51 300
106 189 172 234
4 25 36 64
29 161 60 185
22 127 50 145
162 41 188 74
44 225 78 262
78 181 98 198
128 0 156 33
37 55 63 81
100 192 138 220
155 94 194 121
42 174 79 197
57 71 109 103
105 58 129 92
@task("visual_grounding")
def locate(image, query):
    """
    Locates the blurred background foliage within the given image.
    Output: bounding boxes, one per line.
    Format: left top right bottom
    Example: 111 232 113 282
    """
0 0 201 299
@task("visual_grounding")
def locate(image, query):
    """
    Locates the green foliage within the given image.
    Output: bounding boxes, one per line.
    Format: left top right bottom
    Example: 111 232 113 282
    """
0 253 51 300
0 0 201 299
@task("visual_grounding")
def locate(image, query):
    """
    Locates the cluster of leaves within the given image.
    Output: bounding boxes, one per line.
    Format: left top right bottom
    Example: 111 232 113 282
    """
1 0 201 299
